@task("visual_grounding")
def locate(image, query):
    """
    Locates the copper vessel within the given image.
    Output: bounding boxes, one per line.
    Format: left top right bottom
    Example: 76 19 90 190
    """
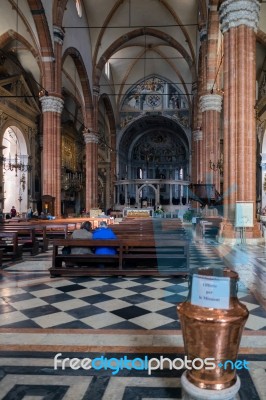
177 267 249 390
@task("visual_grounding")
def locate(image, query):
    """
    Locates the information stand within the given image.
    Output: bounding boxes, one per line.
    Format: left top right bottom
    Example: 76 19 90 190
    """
235 202 254 244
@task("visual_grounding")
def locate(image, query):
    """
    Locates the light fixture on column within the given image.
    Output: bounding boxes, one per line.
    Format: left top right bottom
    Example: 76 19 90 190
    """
20 173 26 191
209 158 223 175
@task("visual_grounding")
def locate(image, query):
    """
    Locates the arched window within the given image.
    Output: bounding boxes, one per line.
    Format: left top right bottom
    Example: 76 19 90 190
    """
75 0 82 18
2 126 30 214
136 167 143 179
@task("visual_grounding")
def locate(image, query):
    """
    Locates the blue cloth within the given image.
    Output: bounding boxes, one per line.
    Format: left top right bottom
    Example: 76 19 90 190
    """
92 227 117 254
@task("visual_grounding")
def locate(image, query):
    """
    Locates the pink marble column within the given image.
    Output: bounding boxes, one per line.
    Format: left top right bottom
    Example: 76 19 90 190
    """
199 93 223 188
219 0 261 239
83 129 99 211
40 95 64 217
191 25 207 210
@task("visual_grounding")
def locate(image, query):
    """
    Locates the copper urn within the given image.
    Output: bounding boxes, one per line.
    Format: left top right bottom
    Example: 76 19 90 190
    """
177 267 249 390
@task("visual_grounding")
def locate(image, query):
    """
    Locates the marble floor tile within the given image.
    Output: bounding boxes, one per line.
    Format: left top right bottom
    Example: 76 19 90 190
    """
95 299 132 312
51 298 90 311
104 288 139 298
245 315 266 331
10 297 48 311
129 313 175 329
32 311 76 328
0 310 27 326
80 312 125 329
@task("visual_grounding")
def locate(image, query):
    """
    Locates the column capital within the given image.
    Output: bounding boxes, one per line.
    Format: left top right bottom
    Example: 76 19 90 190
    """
193 129 203 141
83 128 99 144
199 26 207 42
199 93 223 113
40 96 64 113
192 81 198 95
93 85 100 97
219 0 260 33
53 26 65 45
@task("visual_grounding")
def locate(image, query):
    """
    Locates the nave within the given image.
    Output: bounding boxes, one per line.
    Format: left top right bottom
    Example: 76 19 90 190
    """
0 226 265 399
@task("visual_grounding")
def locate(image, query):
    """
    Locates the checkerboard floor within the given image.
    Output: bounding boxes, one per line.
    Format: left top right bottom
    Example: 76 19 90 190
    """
0 233 265 331
0 227 265 399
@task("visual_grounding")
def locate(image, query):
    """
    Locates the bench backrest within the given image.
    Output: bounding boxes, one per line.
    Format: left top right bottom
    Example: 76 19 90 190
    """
0 231 19 251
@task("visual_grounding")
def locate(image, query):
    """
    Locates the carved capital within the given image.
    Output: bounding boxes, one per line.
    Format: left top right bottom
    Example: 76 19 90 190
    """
200 27 207 42
193 129 203 141
40 96 64 114
219 0 260 33
53 26 65 45
199 94 223 113
0 110 8 128
83 129 99 144
93 85 100 97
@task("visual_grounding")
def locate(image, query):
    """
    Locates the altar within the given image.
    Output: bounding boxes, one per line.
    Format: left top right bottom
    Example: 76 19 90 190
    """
123 208 153 218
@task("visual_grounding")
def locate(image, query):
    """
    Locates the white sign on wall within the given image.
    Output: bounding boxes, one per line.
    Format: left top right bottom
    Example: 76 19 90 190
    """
235 202 254 228
191 274 230 309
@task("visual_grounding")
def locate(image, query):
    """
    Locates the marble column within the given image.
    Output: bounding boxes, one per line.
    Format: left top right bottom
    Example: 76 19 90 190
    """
192 26 207 185
199 93 223 188
260 154 266 210
219 0 261 239
83 129 99 211
193 128 203 183
40 95 64 216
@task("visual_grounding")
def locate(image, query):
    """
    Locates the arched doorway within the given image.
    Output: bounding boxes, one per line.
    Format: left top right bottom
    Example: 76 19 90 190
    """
116 114 190 210
2 126 31 216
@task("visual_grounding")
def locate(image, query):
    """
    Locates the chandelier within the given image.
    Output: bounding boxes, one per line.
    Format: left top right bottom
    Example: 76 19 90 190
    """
61 168 83 192
1 153 32 176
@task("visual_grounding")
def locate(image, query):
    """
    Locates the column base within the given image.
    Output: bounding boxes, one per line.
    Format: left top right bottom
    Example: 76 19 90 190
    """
181 371 241 400
218 221 264 244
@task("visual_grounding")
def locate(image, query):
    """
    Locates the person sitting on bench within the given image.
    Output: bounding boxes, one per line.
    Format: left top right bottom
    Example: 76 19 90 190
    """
71 221 93 254
92 221 117 254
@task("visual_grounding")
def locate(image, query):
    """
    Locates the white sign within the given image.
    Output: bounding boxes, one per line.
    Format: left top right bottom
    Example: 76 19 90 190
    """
235 202 253 227
191 274 230 309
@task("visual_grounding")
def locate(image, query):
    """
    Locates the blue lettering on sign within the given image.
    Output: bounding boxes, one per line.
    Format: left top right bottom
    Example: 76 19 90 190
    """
218 360 250 370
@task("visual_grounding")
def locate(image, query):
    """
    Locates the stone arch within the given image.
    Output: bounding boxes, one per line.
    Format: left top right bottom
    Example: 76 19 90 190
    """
2 125 31 214
94 27 195 85
137 183 158 205
62 47 93 128
27 0 54 90
0 30 43 77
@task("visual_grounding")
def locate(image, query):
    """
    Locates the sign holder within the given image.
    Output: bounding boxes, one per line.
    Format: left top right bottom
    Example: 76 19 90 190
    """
235 202 254 245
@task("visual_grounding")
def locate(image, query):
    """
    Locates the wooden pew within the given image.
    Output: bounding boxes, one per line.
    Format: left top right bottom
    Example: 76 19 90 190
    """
0 223 49 252
45 224 69 240
197 217 223 237
50 237 189 277
121 238 189 272
0 227 39 255
50 239 123 277
0 232 23 261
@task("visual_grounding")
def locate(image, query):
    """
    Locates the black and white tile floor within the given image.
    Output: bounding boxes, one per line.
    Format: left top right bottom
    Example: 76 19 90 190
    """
0 230 265 399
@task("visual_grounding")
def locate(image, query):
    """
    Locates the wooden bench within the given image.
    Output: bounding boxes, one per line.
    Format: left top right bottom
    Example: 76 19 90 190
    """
2 224 49 252
121 239 189 272
50 238 189 277
0 227 39 255
50 239 123 277
45 224 69 240
197 217 223 237
0 232 23 261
